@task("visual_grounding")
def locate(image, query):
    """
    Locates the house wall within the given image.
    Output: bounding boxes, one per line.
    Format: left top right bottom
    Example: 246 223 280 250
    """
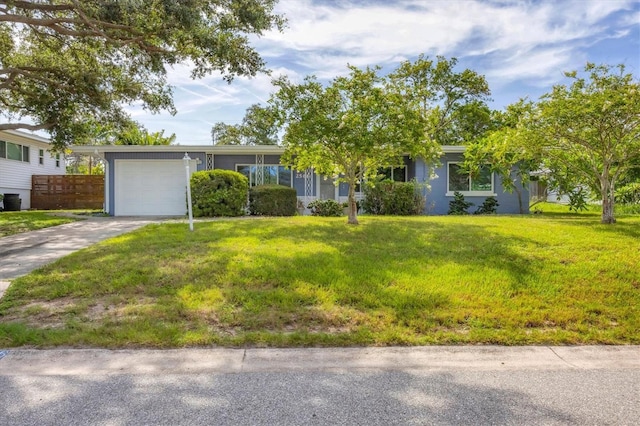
213 154 256 171
99 149 529 216
417 154 529 215
0 130 65 210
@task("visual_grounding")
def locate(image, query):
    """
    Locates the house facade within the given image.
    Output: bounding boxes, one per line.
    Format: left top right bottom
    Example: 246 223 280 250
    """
71 144 529 216
1 130 65 210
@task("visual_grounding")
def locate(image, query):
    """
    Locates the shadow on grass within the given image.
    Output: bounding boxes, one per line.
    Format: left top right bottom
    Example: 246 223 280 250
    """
533 213 640 240
6 215 631 347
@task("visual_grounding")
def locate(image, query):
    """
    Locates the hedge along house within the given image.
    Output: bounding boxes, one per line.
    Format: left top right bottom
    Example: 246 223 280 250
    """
70 144 529 216
1 129 66 210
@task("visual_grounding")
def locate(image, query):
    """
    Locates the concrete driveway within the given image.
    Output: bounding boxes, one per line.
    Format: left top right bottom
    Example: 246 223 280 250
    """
0 216 166 298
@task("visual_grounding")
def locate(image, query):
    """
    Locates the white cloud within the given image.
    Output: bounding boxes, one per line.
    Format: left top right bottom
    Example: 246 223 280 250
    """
124 0 637 144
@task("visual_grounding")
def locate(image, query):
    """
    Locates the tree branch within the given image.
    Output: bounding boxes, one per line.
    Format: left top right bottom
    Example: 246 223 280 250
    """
0 122 55 131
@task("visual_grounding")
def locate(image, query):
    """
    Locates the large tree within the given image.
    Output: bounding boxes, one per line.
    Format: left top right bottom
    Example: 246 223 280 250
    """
211 103 279 145
0 0 284 150
211 122 244 145
386 55 491 147
463 104 537 214
270 56 490 225
515 63 639 224
240 103 279 145
270 67 423 224
115 125 176 146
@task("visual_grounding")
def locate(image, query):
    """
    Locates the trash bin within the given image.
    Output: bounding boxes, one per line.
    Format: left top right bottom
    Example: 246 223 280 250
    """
2 193 21 211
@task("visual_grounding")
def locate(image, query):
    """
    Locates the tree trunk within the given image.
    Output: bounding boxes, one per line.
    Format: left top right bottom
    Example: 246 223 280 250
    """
514 185 523 214
347 183 359 225
601 179 616 224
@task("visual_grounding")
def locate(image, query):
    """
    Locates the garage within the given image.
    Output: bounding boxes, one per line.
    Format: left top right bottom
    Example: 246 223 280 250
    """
114 160 194 216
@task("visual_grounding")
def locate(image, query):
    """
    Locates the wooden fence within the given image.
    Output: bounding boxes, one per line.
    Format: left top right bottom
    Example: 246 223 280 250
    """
31 175 104 210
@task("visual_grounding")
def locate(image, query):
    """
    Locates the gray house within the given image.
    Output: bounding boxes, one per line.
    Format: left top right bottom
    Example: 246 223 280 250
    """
71 144 528 216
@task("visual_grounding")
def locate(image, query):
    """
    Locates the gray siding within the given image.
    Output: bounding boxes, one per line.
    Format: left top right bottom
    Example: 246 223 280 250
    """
418 154 529 215
103 150 529 215
214 154 257 171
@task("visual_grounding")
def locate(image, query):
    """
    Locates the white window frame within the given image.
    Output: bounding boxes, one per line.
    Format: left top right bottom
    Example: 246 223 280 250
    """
0 140 30 163
446 162 496 196
39 149 45 165
55 153 61 168
235 164 293 187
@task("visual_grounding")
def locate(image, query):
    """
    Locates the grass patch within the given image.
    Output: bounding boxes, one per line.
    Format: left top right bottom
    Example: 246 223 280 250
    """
1 214 639 347
0 211 81 237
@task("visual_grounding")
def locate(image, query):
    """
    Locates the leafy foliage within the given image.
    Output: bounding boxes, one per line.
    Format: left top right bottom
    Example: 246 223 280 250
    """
249 184 297 216
474 197 499 215
362 180 425 215
271 56 489 225
615 182 640 205
211 104 279 145
307 199 343 217
501 63 639 224
448 192 473 215
190 170 248 217
386 55 491 146
115 126 176 145
463 105 536 214
0 1 285 149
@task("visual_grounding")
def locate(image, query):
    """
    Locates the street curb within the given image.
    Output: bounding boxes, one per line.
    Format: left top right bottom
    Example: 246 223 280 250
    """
0 346 638 376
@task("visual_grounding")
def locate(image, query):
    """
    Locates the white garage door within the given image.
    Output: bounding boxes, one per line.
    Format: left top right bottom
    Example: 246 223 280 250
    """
114 160 195 216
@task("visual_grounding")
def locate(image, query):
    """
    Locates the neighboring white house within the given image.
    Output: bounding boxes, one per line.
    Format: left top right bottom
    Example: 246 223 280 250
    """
0 129 65 210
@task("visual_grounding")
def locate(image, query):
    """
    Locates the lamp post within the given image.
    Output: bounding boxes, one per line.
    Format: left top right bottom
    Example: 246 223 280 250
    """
183 153 194 232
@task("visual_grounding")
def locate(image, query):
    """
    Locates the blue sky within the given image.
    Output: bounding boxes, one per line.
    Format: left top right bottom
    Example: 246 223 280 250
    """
128 0 640 145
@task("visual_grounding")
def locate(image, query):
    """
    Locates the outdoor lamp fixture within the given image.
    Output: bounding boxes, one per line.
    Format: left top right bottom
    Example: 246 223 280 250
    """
183 153 194 232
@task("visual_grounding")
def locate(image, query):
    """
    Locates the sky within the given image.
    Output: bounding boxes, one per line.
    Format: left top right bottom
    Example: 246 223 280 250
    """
128 0 640 145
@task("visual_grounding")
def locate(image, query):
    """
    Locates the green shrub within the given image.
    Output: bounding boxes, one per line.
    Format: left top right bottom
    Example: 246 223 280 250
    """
615 182 640 205
474 197 499 214
362 179 425 215
249 185 297 216
307 199 343 217
448 191 473 215
190 170 248 217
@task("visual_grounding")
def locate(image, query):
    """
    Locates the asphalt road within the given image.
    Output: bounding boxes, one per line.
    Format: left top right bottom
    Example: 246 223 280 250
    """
1 346 638 425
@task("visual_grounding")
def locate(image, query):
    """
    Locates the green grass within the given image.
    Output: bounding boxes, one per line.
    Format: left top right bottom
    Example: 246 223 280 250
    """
1 213 638 348
0 211 81 237
531 201 640 216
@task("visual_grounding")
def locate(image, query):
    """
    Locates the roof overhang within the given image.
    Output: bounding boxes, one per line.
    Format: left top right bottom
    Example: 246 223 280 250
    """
70 144 287 155
71 144 467 155
0 129 51 145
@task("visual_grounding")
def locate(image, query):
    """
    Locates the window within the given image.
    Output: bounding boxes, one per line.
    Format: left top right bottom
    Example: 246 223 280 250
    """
447 163 493 194
379 166 407 182
236 164 292 187
55 153 61 168
39 149 44 165
0 140 30 162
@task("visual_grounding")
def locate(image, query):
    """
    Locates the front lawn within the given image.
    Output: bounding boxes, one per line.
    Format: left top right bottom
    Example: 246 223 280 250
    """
0 211 80 237
0 214 638 347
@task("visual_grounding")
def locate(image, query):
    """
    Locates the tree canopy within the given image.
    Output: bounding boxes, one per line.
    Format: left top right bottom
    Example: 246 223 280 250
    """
115 126 176 146
0 0 285 150
470 63 640 224
211 103 279 145
386 55 491 146
463 104 537 214
270 57 490 224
